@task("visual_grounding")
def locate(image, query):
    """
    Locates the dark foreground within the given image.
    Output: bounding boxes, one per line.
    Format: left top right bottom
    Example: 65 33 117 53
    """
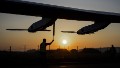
0 48 120 68
1 62 120 68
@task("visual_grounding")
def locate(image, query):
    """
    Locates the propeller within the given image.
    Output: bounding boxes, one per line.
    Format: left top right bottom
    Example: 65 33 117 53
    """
53 23 55 40
6 29 27 31
61 31 77 33
6 29 51 31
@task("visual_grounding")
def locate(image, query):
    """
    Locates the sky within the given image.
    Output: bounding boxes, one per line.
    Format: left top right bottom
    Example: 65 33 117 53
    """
0 0 120 51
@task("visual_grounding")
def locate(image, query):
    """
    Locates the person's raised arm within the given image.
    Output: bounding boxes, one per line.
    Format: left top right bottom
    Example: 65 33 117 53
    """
46 40 54 45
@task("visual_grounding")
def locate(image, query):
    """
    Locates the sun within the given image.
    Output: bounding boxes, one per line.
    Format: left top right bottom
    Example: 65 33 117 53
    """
62 39 67 44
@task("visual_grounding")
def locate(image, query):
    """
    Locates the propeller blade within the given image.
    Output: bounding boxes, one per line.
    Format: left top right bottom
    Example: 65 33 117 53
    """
53 23 55 36
6 29 28 31
6 29 51 31
61 31 77 33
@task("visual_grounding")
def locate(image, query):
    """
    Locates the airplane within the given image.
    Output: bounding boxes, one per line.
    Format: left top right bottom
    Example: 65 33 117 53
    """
0 0 120 35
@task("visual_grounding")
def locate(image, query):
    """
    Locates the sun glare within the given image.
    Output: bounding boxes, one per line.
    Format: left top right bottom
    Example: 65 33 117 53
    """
62 39 67 44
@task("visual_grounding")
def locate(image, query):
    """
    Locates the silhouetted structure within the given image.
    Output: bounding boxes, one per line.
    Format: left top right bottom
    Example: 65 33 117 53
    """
38 45 39 50
77 46 78 52
70 49 78 54
104 45 117 56
80 48 101 56
9 46 11 52
27 49 37 52
24 45 26 52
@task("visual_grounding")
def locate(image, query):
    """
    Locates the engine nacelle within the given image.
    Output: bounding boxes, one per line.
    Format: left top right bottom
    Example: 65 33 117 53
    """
77 20 110 34
28 17 57 32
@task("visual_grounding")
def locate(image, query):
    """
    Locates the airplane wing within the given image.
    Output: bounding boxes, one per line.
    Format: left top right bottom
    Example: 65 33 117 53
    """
0 0 120 22
0 0 120 34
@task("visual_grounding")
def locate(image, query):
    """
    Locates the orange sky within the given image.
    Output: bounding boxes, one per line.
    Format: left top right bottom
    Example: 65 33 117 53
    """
0 0 120 51
0 13 120 51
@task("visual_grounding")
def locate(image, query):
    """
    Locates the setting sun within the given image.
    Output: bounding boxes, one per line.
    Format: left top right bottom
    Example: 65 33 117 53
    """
62 39 67 44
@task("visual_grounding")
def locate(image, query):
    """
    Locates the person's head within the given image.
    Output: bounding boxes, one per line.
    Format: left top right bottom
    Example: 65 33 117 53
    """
43 38 46 42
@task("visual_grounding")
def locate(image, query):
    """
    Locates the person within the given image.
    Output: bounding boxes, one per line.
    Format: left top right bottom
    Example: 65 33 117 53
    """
39 38 54 64
40 38 54 52
109 45 116 57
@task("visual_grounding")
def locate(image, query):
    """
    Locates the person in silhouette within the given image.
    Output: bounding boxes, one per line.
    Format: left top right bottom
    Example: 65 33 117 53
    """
40 38 54 63
109 45 116 57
